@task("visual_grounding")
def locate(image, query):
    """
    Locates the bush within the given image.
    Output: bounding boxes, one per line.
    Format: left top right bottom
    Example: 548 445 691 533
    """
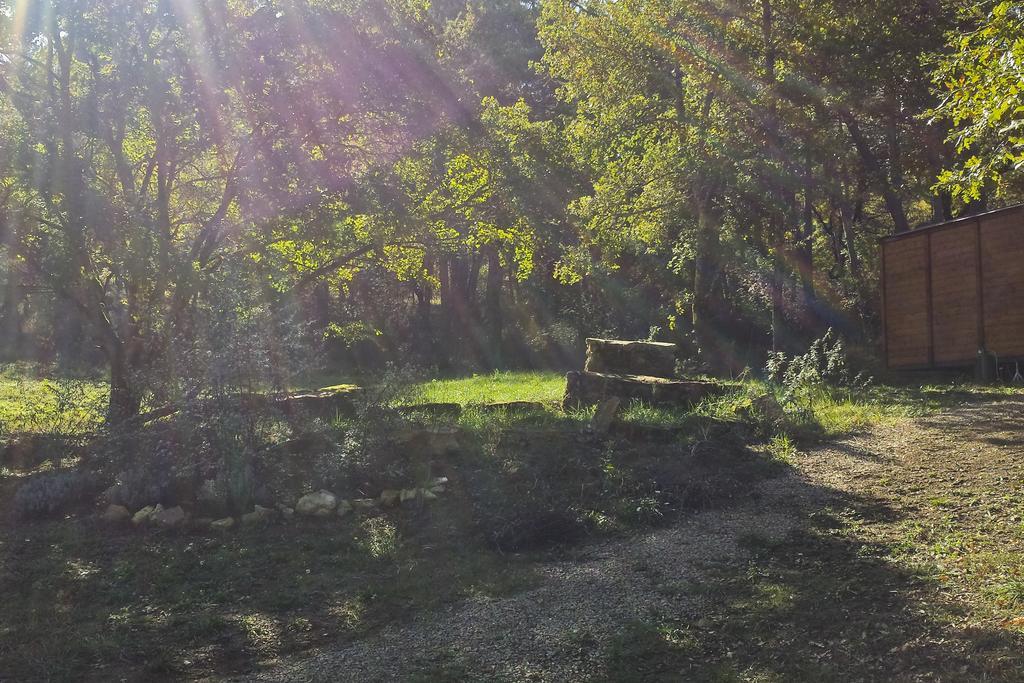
13 469 103 519
313 366 428 494
105 458 176 511
765 328 871 402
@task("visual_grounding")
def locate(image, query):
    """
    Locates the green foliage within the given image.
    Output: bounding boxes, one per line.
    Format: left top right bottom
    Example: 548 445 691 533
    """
765 328 871 401
931 1 1024 200
767 433 796 463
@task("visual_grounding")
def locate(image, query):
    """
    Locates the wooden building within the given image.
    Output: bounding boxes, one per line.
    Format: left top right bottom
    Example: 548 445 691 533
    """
881 203 1024 369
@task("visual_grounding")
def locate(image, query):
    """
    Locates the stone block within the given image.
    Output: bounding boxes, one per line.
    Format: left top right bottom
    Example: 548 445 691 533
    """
563 371 721 410
584 338 677 378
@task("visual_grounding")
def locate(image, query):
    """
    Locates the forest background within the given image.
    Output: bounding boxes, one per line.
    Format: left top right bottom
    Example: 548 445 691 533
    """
1 0 1022 420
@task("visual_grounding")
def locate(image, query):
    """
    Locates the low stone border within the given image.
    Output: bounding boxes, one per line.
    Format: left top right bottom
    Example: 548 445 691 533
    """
99 477 449 532
472 401 548 413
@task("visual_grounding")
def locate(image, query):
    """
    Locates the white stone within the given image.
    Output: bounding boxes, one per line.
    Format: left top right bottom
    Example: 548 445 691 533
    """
132 505 157 525
210 517 235 531
241 505 274 526
152 505 186 528
295 490 337 517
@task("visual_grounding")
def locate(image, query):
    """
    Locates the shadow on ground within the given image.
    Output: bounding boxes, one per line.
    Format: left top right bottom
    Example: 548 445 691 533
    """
600 490 1024 682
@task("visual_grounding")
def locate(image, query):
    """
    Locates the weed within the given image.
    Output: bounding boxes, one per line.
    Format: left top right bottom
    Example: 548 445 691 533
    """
767 433 796 462
989 580 1024 608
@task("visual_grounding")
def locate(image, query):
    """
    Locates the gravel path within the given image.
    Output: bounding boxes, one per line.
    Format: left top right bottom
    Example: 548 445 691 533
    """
245 395 1024 682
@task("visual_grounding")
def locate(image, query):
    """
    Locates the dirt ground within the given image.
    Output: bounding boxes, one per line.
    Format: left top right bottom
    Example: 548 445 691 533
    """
245 395 1024 682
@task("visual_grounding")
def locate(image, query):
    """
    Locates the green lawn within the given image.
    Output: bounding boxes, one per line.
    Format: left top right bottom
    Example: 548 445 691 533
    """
3 363 1023 678
2 364 991 441
401 370 566 406
0 368 106 435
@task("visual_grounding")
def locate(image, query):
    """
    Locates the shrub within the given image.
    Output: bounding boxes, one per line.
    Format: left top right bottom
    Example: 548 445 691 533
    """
105 459 175 511
314 367 427 493
13 469 102 519
765 328 871 402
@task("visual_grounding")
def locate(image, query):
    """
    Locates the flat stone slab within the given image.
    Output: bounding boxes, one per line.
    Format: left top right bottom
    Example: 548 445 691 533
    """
473 401 548 414
396 403 464 418
392 426 463 457
563 370 721 410
584 338 677 378
275 386 363 420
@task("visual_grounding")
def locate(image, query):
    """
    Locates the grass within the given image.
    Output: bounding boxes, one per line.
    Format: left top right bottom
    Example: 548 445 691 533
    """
597 514 1024 681
0 365 771 678
401 370 566 405
0 506 537 680
5 364 1024 678
891 493 1024 631
0 369 106 435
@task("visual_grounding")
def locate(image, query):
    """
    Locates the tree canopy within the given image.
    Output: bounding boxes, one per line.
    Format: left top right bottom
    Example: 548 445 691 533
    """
0 0 1020 419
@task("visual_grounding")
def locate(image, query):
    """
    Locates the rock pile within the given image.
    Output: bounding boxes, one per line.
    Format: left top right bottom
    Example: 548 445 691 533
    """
99 477 450 533
563 338 721 410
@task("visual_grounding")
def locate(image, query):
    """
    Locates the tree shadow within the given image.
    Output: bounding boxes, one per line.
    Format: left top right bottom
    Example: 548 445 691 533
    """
599 483 1024 682
0 504 537 680
819 438 893 462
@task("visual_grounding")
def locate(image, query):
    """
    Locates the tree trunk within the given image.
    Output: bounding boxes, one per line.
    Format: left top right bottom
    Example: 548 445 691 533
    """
771 240 785 353
484 245 504 368
842 113 910 234
414 267 438 364
798 145 817 317
108 347 142 424
841 210 861 277
692 193 720 357
0 269 22 358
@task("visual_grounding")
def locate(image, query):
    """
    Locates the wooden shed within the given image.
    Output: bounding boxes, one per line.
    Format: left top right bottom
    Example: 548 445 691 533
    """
881 203 1024 369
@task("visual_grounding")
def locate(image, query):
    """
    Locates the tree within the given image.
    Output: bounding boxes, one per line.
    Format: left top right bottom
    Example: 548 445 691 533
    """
536 0 960 361
930 1 1024 202
0 0 487 420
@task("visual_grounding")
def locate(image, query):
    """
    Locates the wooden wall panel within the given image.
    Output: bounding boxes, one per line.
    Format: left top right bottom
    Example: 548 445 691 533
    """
930 226 980 364
981 210 1024 357
883 236 930 367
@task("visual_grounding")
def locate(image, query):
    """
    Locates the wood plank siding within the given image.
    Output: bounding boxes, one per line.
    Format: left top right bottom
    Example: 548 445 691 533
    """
882 235 931 367
981 211 1024 358
881 204 1024 369
931 225 980 364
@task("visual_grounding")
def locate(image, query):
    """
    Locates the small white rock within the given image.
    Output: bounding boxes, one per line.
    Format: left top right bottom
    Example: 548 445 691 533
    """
210 517 235 531
152 505 187 528
296 490 337 517
241 504 275 526
132 505 156 525
336 500 353 518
